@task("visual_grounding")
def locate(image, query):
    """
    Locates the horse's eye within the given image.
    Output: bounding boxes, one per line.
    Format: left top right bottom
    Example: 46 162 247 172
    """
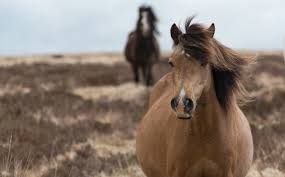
168 61 174 67
201 62 208 67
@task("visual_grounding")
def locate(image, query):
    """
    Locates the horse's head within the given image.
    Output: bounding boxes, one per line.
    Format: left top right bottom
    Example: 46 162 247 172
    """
138 5 158 37
169 17 252 119
169 17 215 119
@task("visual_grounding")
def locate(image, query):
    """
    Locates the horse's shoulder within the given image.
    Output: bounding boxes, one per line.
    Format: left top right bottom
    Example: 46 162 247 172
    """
128 31 136 40
125 31 137 61
149 72 173 107
125 31 136 47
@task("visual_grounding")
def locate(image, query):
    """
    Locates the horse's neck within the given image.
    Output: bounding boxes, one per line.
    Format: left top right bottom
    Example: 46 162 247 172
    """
136 22 154 39
191 81 237 136
137 31 154 39
136 32 155 49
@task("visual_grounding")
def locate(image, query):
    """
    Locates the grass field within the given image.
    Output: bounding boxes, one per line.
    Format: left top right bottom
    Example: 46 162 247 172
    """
0 51 284 177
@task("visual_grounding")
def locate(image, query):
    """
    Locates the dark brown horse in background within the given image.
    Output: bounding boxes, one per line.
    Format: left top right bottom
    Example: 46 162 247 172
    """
124 5 160 86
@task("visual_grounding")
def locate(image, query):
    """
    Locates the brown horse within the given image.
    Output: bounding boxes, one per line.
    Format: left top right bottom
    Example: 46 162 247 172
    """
136 17 254 177
124 5 160 86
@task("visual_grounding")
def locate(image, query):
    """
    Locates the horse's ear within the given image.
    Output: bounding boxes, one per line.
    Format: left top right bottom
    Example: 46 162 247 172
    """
207 23 215 38
171 24 182 45
139 6 144 13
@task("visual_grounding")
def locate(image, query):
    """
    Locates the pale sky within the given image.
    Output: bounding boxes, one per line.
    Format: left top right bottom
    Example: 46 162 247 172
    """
0 0 284 55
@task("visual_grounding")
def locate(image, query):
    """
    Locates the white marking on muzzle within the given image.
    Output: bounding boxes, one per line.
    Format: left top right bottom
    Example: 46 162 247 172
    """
141 12 150 36
178 86 186 104
178 86 196 108
179 87 186 98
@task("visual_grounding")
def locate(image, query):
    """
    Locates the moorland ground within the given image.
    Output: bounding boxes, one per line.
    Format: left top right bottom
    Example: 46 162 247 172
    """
0 51 284 177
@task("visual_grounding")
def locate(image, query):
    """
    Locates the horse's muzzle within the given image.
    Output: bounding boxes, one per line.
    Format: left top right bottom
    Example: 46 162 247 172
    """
176 112 193 119
170 96 194 119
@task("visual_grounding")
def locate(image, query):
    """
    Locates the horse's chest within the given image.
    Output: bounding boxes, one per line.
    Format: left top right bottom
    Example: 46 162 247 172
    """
167 156 224 177
166 134 233 177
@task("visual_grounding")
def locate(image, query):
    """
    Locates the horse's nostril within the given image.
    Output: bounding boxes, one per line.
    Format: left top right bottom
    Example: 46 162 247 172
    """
183 97 193 112
170 98 178 111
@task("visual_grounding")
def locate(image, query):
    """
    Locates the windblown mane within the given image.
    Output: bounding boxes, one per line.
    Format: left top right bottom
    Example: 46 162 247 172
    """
179 17 253 111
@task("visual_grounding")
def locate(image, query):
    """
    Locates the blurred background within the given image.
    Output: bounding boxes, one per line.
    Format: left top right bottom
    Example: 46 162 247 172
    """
0 1 284 177
1 0 285 55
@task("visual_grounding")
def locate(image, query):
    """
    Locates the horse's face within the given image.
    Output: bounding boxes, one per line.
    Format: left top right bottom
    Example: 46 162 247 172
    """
169 23 214 119
169 46 211 119
139 6 153 37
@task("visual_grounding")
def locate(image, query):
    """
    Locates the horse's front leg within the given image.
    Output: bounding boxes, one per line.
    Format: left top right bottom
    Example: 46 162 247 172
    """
132 63 139 83
146 63 154 86
142 63 153 86
141 64 148 86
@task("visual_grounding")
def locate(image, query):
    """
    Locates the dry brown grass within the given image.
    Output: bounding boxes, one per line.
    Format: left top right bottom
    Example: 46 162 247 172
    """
0 51 284 177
